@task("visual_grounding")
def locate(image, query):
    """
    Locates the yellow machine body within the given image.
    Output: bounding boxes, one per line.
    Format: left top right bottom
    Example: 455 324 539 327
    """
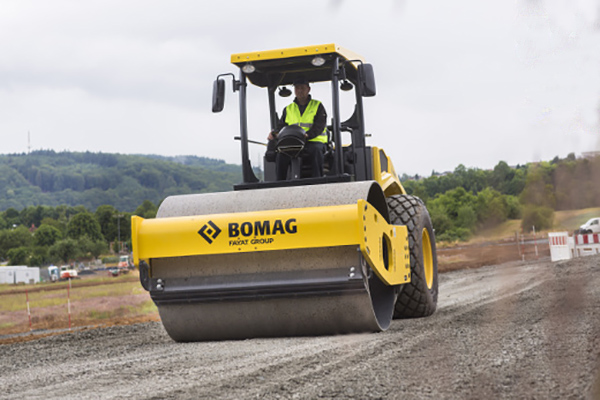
131 43 438 342
133 200 409 286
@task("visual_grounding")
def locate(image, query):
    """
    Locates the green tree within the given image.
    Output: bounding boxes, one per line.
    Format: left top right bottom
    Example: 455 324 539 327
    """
520 162 555 208
49 238 79 264
426 202 454 236
34 224 63 247
66 212 103 242
0 226 32 259
21 205 57 228
3 208 21 227
456 205 477 231
429 187 477 221
134 200 158 219
521 205 554 232
490 161 513 193
476 188 507 227
505 195 522 219
30 246 51 266
7 246 30 265
94 205 118 241
77 236 107 259
39 217 67 235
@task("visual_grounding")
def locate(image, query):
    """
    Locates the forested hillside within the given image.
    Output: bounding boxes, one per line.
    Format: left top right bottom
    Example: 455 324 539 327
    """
0 151 243 212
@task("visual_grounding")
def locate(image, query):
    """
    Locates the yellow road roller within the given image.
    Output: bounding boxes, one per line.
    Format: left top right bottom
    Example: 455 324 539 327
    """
132 44 438 341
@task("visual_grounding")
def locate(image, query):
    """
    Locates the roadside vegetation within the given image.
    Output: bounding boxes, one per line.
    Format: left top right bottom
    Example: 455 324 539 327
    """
0 151 599 269
403 153 600 242
0 201 156 266
0 272 158 337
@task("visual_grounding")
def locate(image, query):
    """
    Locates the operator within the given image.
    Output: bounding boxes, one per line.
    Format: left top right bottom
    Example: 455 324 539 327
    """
267 76 328 180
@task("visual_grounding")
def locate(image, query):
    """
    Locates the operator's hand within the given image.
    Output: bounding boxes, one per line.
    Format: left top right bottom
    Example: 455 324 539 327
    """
268 130 278 141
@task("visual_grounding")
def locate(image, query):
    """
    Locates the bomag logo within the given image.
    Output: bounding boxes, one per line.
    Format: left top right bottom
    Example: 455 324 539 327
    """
228 218 297 246
198 220 222 244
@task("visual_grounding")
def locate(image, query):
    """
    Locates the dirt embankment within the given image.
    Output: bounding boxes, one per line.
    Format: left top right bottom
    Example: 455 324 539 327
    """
1 254 598 399
438 237 549 272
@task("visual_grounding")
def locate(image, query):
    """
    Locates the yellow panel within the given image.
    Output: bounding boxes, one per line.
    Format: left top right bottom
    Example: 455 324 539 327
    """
359 201 411 285
371 147 406 196
132 201 410 286
231 43 364 65
132 205 360 262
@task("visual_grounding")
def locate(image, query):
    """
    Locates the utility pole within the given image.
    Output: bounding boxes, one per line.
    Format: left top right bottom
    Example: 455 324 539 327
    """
114 214 124 253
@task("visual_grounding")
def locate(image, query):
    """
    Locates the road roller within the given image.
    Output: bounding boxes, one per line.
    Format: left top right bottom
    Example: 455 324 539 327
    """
132 44 438 341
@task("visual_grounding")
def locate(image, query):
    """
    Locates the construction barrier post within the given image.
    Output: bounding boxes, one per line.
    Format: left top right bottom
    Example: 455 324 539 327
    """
520 228 525 261
26 288 32 332
532 226 539 259
574 233 600 257
548 232 572 262
67 278 72 330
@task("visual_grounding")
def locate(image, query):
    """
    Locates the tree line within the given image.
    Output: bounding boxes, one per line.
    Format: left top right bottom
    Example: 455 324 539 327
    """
0 201 157 266
0 150 243 212
0 151 598 266
402 153 600 241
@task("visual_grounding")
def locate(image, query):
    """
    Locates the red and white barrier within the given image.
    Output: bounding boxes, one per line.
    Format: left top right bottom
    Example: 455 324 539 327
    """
549 232 600 261
548 232 572 261
67 278 72 330
574 233 600 257
26 288 32 332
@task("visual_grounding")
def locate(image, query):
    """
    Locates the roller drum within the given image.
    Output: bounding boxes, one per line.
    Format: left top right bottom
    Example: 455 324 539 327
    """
149 181 397 341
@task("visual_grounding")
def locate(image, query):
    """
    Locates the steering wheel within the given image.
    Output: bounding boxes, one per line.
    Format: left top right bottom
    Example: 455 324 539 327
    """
276 125 306 158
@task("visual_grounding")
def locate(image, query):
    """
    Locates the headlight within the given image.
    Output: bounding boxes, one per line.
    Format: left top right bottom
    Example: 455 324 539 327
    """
242 63 255 74
311 56 326 67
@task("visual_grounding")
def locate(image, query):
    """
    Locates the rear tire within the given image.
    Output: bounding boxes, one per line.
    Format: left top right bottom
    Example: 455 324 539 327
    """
387 195 438 318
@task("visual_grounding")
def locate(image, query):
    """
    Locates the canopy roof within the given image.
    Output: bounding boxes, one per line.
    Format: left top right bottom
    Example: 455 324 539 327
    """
230 43 365 88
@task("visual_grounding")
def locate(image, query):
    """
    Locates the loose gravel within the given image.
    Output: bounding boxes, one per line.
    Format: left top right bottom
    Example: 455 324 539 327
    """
1 255 599 399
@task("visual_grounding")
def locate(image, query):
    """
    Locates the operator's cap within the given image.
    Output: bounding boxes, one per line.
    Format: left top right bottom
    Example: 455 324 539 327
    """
293 76 310 86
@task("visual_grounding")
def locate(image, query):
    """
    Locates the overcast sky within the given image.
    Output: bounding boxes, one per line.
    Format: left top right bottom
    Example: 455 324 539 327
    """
0 0 598 176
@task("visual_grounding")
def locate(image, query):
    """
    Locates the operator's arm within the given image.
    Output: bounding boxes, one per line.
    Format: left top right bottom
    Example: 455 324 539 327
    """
305 103 327 140
268 108 288 140
276 108 288 131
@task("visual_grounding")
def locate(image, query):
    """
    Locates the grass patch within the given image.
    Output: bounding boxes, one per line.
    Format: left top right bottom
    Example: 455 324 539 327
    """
554 207 600 231
127 300 158 316
69 282 139 301
474 220 522 242
449 207 600 245
0 293 68 313
0 278 143 313
87 306 129 321
0 322 15 330
86 302 156 322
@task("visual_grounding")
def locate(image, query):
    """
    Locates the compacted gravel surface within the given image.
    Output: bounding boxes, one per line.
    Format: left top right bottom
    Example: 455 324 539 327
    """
1 255 599 399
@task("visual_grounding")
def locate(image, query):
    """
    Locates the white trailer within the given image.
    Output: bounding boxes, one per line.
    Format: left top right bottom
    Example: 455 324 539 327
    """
0 268 16 284
0 266 40 284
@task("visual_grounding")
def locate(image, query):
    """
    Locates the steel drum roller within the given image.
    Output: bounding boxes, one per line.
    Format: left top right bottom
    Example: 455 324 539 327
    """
143 181 398 341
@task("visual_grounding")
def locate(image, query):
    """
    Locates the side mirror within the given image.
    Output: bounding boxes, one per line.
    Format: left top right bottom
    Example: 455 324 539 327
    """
278 86 292 97
358 64 376 97
212 79 225 113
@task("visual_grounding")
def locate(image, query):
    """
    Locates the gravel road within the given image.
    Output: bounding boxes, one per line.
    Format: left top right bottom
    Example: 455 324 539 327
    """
1 255 599 399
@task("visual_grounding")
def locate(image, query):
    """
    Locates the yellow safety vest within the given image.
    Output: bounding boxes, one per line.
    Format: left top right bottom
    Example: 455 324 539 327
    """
285 100 328 143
